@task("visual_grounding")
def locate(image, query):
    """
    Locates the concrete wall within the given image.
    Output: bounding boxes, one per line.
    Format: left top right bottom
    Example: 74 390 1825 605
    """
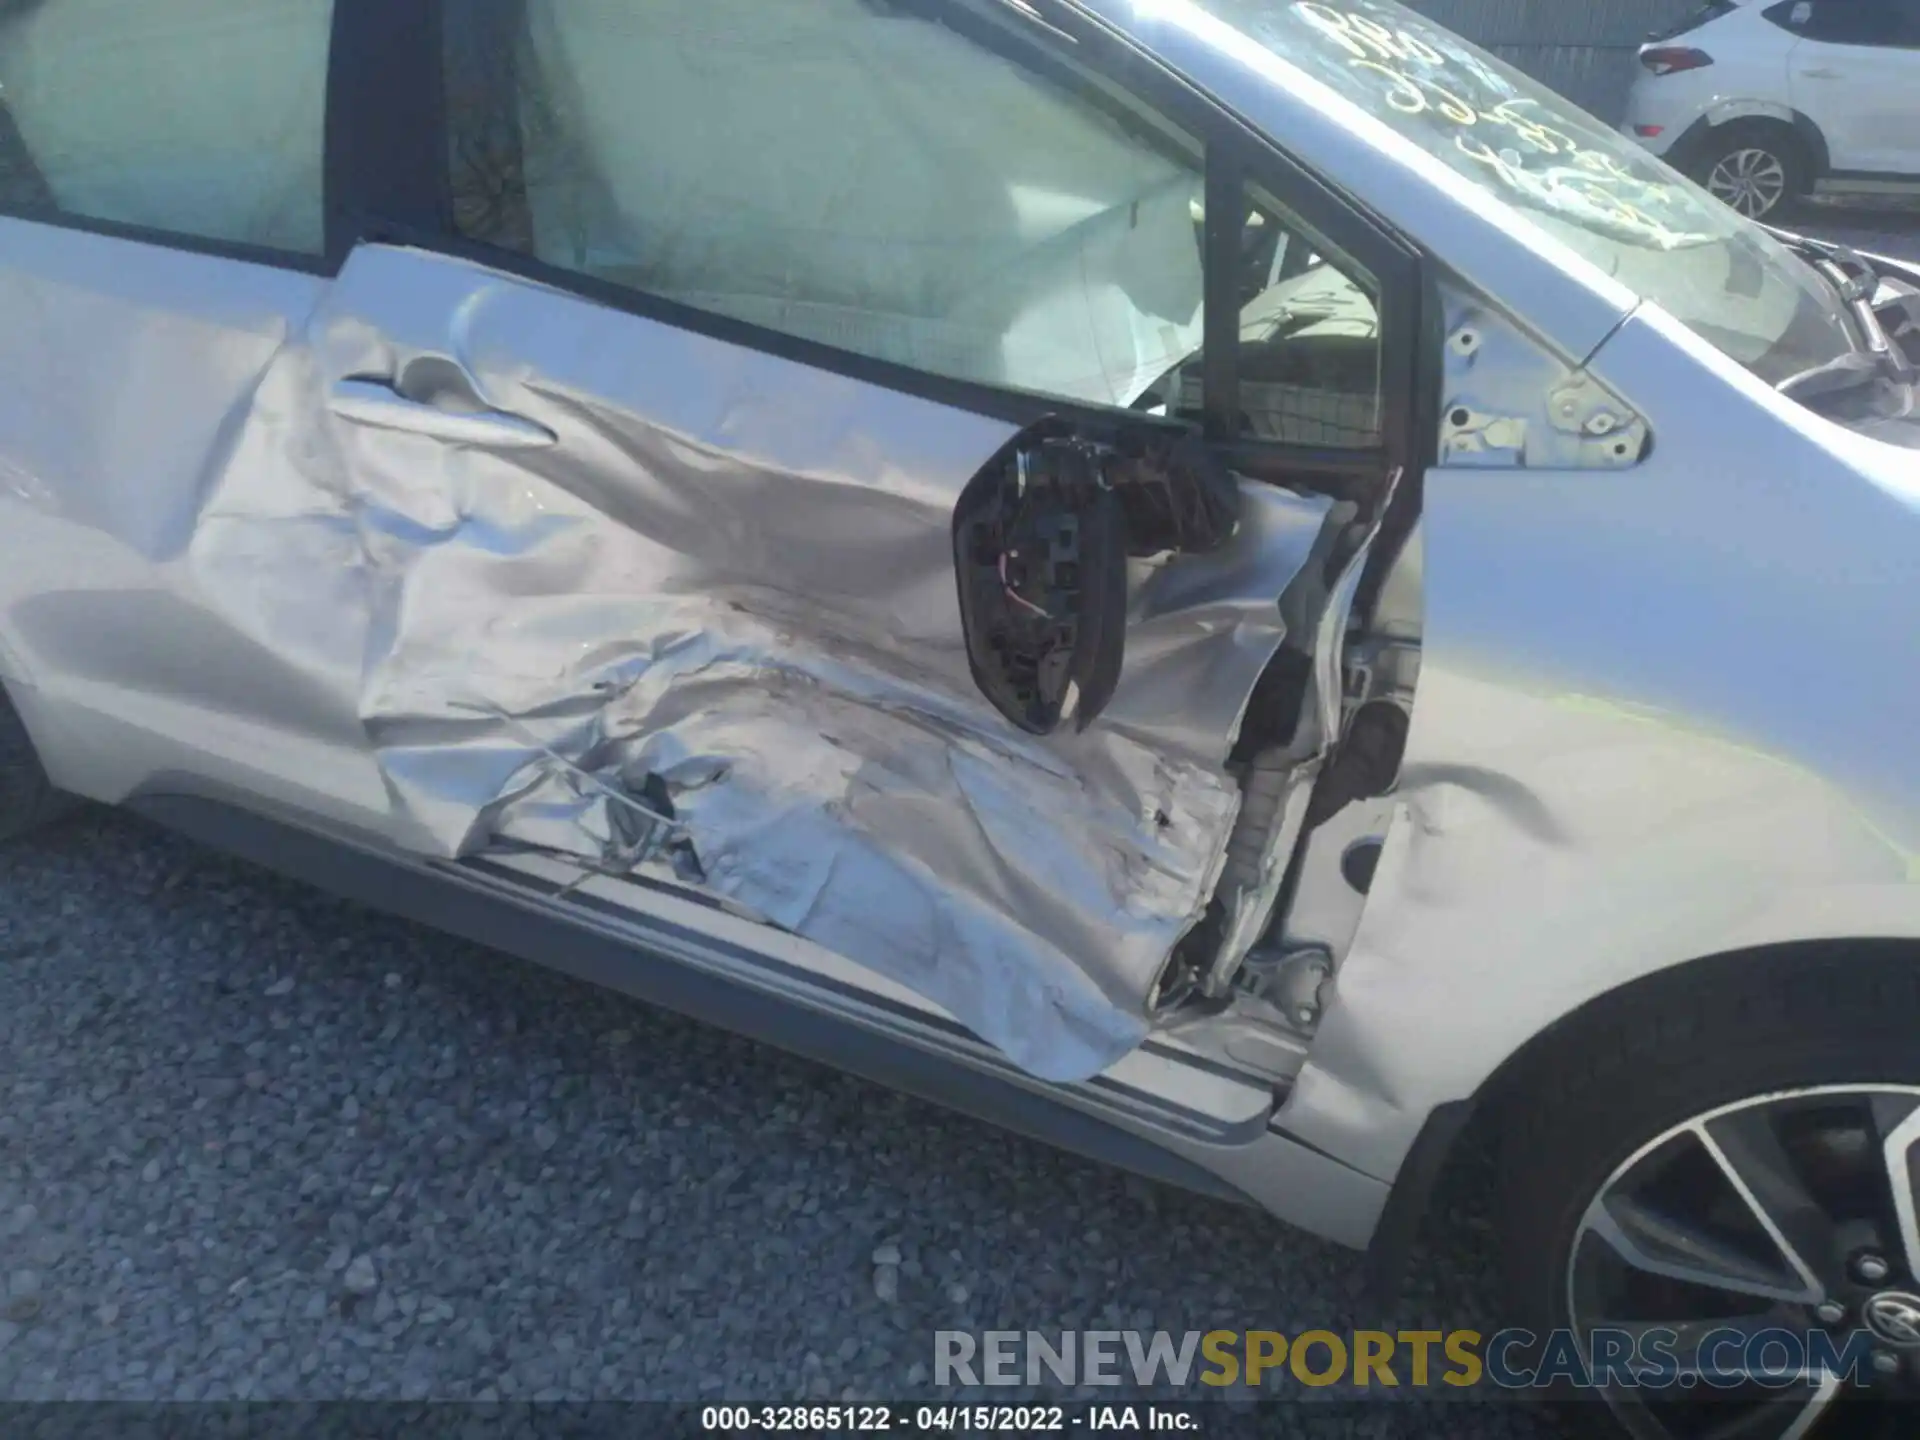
1401 0 1702 121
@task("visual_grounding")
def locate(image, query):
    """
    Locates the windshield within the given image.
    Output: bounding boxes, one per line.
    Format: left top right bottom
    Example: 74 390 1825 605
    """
1183 0 1859 385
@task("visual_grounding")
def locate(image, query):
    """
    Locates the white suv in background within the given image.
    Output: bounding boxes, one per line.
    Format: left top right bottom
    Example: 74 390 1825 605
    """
1625 0 1920 217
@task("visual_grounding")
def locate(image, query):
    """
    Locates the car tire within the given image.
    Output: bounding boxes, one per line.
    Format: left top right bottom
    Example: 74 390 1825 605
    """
0 690 75 843
1494 948 1920 1436
1687 120 1811 221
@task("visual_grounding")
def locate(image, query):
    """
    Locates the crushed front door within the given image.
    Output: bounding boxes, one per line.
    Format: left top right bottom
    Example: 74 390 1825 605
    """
188 239 1353 1082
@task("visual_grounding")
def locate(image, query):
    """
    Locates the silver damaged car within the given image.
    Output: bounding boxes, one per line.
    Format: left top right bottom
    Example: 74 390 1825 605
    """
1 0 1918 1430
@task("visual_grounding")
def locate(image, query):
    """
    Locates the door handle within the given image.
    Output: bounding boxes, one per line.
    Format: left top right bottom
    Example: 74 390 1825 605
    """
1801 67 1841 79
329 378 558 449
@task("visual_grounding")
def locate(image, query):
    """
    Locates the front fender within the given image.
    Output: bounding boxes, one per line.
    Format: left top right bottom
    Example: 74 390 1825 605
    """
1288 768 1920 1185
1276 305 1920 1187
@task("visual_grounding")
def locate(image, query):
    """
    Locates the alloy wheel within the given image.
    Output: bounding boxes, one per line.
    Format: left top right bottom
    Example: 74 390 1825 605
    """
1706 148 1789 218
1567 1085 1920 1438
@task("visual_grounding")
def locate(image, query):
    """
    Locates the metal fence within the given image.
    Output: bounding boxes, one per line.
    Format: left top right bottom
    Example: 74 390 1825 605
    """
1400 0 1702 122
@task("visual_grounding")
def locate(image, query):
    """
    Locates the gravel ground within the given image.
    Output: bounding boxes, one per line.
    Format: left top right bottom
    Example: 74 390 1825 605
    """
0 807 1561 1435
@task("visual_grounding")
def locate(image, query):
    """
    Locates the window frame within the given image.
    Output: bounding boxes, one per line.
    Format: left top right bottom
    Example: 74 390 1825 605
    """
1766 0 1920 48
0 0 357 275
352 0 1427 498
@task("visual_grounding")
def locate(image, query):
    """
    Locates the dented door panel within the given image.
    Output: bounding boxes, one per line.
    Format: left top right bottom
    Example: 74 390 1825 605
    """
160 243 1344 1083
0 220 400 830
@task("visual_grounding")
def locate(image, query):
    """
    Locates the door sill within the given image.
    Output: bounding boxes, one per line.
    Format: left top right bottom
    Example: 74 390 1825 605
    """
124 783 1282 1157
463 848 1282 1144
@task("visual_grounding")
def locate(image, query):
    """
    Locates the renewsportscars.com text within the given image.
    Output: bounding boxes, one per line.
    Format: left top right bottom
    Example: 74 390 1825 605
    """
934 1327 1883 1391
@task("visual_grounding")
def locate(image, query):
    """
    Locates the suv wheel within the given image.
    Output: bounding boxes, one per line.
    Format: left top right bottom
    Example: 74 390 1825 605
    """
1691 121 1810 220
1497 949 1920 1438
0 691 74 842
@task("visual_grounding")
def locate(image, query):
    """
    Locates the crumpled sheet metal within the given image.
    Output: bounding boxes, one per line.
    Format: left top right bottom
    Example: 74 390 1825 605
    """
193 246 1335 1082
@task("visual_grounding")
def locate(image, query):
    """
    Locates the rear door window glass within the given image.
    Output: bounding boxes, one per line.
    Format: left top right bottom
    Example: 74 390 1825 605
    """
0 0 334 254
